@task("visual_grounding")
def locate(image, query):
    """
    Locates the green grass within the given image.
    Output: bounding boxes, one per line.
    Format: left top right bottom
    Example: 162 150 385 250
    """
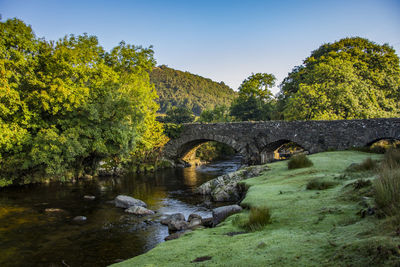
287 154 313 169
113 151 400 267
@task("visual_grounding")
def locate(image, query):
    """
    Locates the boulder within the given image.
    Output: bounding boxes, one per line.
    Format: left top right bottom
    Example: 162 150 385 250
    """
196 165 269 202
188 218 202 229
201 217 214 228
124 206 154 215
212 205 243 226
114 195 147 209
188 213 202 222
168 220 189 232
164 230 192 241
160 213 185 225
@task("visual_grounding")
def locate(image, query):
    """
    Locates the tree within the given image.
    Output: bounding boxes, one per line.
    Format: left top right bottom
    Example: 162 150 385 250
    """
279 37 400 120
230 73 277 121
163 106 195 124
199 105 232 123
0 18 161 185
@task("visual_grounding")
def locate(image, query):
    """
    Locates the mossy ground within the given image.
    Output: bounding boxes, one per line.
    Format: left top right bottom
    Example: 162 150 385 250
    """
113 151 400 267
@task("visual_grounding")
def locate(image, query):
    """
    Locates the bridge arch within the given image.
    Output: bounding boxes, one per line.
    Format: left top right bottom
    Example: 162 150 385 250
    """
168 133 246 162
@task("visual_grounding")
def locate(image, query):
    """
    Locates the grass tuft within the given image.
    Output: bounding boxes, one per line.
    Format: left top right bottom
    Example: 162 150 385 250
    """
233 206 271 232
381 148 400 169
287 154 313 169
306 178 338 190
374 149 400 220
346 158 378 172
374 168 400 216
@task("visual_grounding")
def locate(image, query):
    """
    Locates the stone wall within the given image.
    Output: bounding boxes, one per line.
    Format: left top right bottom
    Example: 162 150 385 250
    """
163 118 400 164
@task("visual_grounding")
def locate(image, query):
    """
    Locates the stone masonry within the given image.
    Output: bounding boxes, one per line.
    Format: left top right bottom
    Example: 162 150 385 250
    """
163 118 400 164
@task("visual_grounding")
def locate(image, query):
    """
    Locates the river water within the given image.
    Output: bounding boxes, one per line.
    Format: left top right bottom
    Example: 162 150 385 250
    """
0 157 241 267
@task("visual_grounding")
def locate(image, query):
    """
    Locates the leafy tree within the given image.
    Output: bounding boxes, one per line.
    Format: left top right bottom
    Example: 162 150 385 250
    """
0 18 161 185
279 37 400 120
163 106 195 124
230 73 277 121
199 105 232 123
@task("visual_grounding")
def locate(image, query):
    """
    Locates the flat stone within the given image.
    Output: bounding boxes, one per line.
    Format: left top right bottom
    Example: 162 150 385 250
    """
72 216 87 222
124 206 154 215
114 195 147 209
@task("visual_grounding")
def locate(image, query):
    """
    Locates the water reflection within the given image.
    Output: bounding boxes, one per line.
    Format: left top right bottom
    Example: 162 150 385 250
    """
0 156 241 267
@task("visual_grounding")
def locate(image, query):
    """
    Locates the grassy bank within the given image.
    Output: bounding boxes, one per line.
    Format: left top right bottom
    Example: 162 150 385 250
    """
113 151 400 266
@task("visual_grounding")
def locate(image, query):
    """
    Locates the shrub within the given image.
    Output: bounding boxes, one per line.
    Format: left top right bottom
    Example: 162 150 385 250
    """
287 154 313 169
306 179 338 190
233 206 271 232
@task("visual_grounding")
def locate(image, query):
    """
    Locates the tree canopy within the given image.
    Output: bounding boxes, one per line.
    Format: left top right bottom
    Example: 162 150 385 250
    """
0 18 162 185
279 37 400 120
230 73 277 121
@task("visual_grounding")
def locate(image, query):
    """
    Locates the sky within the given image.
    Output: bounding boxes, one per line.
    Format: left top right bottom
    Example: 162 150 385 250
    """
1 0 400 94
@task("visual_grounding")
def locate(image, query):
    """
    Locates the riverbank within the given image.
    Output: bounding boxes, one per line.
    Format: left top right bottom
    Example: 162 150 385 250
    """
113 151 400 266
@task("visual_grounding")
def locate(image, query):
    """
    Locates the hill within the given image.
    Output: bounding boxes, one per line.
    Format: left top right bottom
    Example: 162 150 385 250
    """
150 65 236 115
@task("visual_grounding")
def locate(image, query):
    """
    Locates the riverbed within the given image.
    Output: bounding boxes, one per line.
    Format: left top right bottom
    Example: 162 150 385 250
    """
0 156 241 267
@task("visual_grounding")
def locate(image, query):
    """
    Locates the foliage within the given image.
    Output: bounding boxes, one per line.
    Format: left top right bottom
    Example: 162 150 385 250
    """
0 18 161 185
280 37 400 120
150 65 236 115
230 73 278 121
195 141 236 162
162 123 183 139
161 106 195 124
199 105 232 123
287 154 313 169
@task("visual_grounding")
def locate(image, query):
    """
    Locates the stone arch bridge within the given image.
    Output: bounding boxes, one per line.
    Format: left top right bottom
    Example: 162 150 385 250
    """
163 118 400 164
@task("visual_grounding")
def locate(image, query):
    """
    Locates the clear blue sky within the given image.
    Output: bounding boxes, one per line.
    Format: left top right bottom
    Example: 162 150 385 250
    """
1 0 399 93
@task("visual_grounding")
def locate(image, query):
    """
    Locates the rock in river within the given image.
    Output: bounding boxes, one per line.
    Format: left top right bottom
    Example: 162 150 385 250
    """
160 213 185 225
73 216 87 222
196 165 269 202
124 206 155 215
114 195 147 209
212 205 243 226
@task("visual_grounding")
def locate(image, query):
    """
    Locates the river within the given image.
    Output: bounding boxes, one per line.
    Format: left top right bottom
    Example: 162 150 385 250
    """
0 156 241 267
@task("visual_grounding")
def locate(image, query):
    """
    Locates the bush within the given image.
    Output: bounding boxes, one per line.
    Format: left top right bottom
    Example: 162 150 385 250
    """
306 179 338 190
287 154 313 169
233 206 271 232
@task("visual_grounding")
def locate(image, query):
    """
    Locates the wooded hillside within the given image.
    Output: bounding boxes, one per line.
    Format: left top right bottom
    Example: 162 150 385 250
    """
150 65 236 115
